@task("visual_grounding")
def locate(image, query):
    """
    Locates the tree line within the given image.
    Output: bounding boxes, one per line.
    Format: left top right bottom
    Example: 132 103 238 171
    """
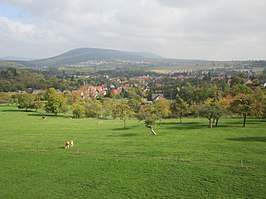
1 80 265 135
1 67 266 133
0 68 156 92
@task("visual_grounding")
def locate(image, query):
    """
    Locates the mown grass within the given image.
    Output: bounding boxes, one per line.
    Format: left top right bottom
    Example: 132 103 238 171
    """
0 105 265 198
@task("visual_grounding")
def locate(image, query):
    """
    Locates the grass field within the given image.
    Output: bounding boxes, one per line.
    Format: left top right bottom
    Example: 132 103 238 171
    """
0 105 265 198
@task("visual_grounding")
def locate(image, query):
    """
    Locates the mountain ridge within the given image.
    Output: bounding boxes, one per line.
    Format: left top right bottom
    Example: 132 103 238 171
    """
2 48 264 71
18 48 166 67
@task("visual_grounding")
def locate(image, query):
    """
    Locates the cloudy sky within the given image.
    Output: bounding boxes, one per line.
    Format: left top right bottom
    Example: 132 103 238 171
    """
0 0 265 60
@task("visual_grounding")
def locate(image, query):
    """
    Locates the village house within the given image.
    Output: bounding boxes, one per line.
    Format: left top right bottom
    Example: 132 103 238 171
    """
71 84 108 98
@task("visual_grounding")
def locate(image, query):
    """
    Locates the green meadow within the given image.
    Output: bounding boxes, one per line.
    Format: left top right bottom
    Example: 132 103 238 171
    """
0 105 265 198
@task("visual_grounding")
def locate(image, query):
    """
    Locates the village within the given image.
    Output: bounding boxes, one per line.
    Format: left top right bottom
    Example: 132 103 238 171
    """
38 66 265 102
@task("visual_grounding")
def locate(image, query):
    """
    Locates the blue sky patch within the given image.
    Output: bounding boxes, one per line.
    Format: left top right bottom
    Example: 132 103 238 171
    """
0 3 30 20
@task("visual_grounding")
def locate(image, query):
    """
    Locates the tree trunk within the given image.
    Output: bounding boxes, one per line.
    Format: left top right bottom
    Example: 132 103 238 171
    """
208 119 213 128
150 127 157 135
212 118 215 126
147 125 157 135
123 119 126 129
215 118 219 127
243 113 247 127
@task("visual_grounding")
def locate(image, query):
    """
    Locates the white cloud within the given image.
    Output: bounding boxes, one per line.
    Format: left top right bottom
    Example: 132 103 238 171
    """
0 0 265 60
0 16 33 36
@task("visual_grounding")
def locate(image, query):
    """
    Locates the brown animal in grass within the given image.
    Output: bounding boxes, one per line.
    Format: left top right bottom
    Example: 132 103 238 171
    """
41 116 46 120
97 121 103 124
65 140 74 149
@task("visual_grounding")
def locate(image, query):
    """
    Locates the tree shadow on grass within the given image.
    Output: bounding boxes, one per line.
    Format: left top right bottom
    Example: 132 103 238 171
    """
224 119 266 125
112 127 135 131
160 119 266 130
108 133 138 137
160 121 182 125
1 109 35 113
159 121 208 130
226 137 266 142
112 124 140 131
247 119 266 123
27 113 66 118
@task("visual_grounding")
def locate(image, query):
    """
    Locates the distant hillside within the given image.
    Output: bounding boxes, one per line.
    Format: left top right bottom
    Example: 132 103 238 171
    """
129 51 166 59
0 56 32 61
0 60 25 70
3 48 265 71
11 48 166 68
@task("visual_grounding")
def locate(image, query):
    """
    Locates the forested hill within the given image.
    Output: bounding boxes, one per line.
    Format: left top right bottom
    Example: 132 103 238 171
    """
11 48 166 68
1 48 266 70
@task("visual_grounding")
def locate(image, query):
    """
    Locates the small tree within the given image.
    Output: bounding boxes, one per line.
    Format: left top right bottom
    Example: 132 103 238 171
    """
153 98 171 124
85 99 102 118
137 105 159 135
171 97 189 123
230 94 255 127
212 104 224 127
16 93 35 111
252 87 266 118
44 88 66 116
188 102 201 118
200 104 215 128
127 98 141 114
0 92 12 104
101 98 115 119
34 100 46 112
61 105 69 117
200 99 224 128
111 102 134 129
72 104 85 118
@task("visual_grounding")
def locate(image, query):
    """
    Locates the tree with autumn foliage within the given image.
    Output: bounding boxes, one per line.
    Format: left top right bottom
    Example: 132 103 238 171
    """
199 98 224 128
137 105 159 135
153 98 171 124
44 88 66 116
230 94 255 127
72 104 85 118
0 92 12 104
16 93 35 111
170 97 189 123
111 101 134 129
34 100 46 112
101 98 115 119
251 87 266 118
85 99 102 118
127 98 141 114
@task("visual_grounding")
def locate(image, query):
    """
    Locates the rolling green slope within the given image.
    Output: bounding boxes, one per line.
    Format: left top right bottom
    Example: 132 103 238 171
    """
0 105 265 198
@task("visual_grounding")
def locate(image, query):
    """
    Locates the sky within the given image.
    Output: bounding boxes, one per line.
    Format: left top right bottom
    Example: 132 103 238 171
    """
0 0 265 60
